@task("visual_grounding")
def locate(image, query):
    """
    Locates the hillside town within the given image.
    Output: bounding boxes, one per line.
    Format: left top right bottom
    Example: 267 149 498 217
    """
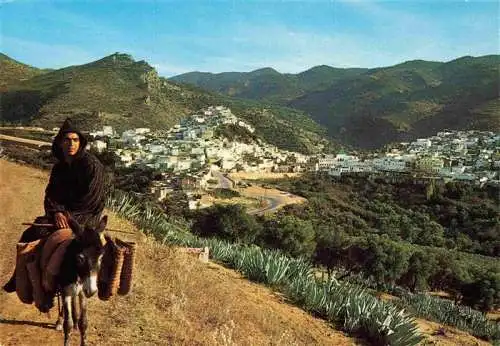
86 106 499 195
318 130 500 183
4 105 498 198
88 106 310 202
91 106 309 173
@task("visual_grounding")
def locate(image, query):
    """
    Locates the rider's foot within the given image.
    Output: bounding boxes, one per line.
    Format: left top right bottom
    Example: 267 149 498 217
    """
2 275 16 293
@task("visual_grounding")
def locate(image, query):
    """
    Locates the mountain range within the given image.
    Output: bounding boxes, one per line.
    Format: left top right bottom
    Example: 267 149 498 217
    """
171 55 500 148
0 53 330 154
1 52 498 150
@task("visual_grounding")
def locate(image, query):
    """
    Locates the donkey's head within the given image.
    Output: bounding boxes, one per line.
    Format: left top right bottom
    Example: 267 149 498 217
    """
68 216 107 297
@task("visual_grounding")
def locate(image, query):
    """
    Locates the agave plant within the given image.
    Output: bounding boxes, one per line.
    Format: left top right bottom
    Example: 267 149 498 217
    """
204 238 235 263
106 191 425 346
397 292 500 341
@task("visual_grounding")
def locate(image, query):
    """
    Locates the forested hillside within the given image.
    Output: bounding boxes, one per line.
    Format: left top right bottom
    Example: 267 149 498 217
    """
268 175 500 310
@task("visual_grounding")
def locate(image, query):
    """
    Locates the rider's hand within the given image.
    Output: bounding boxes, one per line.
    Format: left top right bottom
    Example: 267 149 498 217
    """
55 212 70 229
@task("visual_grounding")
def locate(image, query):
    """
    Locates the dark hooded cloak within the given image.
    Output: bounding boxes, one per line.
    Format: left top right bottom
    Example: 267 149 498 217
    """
44 118 105 229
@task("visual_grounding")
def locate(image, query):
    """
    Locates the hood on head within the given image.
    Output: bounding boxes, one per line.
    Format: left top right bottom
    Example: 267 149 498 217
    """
52 118 88 161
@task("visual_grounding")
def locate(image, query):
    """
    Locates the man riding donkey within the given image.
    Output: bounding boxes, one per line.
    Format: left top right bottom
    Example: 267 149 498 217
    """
3 118 106 293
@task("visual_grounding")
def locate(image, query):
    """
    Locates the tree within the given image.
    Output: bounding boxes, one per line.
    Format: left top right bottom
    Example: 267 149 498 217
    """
210 188 240 199
364 235 410 284
315 226 348 275
399 250 437 291
91 148 116 169
461 272 500 311
259 215 316 258
427 252 470 296
160 191 189 217
114 166 159 193
192 204 261 244
416 220 445 247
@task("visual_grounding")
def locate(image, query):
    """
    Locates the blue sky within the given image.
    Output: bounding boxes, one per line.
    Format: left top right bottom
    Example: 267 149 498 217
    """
1 0 498 77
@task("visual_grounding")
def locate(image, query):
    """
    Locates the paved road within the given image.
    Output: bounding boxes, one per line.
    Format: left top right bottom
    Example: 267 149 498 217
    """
210 168 288 215
247 196 281 215
211 168 234 189
237 187 292 215
0 126 56 134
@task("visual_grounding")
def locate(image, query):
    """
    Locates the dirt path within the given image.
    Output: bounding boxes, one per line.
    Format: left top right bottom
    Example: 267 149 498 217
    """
228 172 302 181
0 159 357 346
0 134 51 148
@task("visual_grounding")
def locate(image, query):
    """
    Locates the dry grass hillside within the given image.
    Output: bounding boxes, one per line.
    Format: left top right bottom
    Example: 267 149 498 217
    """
0 159 357 345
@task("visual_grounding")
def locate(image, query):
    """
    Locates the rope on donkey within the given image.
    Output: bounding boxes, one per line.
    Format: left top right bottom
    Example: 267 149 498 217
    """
22 223 136 235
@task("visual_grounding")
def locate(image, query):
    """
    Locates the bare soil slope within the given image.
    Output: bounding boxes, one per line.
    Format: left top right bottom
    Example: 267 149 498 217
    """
0 159 355 346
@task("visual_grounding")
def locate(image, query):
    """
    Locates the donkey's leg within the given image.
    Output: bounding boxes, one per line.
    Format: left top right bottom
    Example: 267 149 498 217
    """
56 293 64 331
62 292 74 346
72 290 79 330
78 290 88 346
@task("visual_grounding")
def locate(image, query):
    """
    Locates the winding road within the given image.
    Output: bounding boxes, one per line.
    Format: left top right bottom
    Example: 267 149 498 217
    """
211 168 305 215
210 168 234 189
247 196 281 215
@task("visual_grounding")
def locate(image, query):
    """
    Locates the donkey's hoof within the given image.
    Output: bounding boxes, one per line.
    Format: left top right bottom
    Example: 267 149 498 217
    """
55 321 63 331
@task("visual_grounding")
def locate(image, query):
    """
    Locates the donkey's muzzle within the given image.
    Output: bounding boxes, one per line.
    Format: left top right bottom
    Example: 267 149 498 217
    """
83 274 98 297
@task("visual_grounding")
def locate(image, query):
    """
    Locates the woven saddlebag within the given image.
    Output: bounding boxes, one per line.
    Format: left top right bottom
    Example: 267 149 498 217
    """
115 238 137 296
98 239 124 301
26 255 54 313
98 237 137 300
15 240 41 304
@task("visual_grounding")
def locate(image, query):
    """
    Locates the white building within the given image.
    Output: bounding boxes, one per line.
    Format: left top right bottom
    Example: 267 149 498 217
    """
328 161 372 177
150 184 174 201
191 147 204 155
149 144 165 154
90 130 104 137
103 126 113 136
118 152 134 167
91 140 107 153
414 138 432 147
329 166 351 177
318 155 337 171
318 153 359 171
237 120 255 133
222 158 237 170
183 129 199 140
135 128 150 135
122 130 143 144
176 159 192 171
372 157 408 172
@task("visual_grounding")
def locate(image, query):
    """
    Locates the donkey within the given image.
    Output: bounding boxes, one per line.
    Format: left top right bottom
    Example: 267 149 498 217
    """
54 215 107 346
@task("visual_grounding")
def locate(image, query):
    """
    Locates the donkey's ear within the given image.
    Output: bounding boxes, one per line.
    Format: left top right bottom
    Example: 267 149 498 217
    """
68 217 84 235
96 215 108 233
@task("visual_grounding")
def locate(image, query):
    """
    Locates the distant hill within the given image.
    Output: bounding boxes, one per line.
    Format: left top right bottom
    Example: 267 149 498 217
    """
171 66 366 104
0 53 48 91
1 53 193 130
171 55 500 148
0 53 333 154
